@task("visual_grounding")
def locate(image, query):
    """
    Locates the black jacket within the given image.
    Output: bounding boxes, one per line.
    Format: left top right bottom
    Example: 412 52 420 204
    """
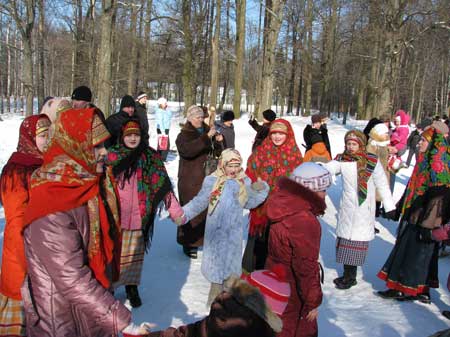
303 124 331 156
249 119 270 151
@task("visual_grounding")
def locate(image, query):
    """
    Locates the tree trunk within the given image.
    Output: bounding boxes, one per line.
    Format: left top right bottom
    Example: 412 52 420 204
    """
182 0 195 112
233 0 246 117
144 0 153 95
97 0 117 117
37 0 45 110
127 5 139 95
210 0 221 109
303 0 313 115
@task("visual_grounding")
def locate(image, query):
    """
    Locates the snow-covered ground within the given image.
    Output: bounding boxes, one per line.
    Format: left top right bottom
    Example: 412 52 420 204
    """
0 110 449 337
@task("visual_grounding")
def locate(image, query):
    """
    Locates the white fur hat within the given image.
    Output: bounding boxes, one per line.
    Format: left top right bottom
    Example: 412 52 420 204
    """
369 123 390 146
290 162 332 192
157 97 167 106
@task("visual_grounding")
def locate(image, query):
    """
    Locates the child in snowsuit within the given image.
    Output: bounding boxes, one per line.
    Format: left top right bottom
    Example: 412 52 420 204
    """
266 162 332 337
107 119 183 308
177 149 269 306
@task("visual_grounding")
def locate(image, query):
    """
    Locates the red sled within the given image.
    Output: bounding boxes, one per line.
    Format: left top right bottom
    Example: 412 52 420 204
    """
158 135 169 151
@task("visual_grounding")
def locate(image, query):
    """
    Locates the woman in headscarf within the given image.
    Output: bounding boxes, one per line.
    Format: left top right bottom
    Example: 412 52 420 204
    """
175 105 223 259
178 149 269 306
21 107 147 337
377 126 450 303
322 130 395 290
0 114 51 336
243 119 303 272
107 119 183 308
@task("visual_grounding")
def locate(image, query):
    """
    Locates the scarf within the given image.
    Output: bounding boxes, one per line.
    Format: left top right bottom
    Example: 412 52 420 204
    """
23 108 120 289
335 150 377 206
107 144 172 248
401 128 450 215
246 119 303 235
208 149 247 215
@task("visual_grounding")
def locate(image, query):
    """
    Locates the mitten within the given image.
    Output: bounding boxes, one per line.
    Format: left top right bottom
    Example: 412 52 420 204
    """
432 224 450 242
122 322 154 337
166 192 184 219
417 227 433 243
174 216 186 226
251 178 266 192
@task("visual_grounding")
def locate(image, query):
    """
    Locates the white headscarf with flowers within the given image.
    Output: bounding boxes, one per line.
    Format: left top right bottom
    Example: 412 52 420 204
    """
208 148 248 215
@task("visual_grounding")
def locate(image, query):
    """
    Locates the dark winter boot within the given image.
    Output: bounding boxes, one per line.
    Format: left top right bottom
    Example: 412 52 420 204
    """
443 311 450 320
335 265 357 290
183 246 198 259
376 289 404 300
125 285 142 308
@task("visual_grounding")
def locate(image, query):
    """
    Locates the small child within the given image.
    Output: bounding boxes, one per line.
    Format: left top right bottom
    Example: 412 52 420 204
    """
107 119 183 308
177 148 269 306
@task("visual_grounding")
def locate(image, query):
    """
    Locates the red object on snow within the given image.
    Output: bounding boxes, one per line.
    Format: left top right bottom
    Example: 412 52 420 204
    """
158 134 169 151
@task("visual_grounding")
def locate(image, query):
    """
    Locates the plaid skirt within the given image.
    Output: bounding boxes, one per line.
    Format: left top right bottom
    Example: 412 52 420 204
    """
336 237 369 266
115 229 145 287
0 293 26 336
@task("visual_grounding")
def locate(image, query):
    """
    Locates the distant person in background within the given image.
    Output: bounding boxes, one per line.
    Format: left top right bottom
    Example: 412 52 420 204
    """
303 132 331 163
105 95 149 147
303 113 331 158
0 114 51 337
135 91 148 118
71 85 92 109
405 118 432 167
215 110 236 149
363 117 382 140
155 97 173 161
248 109 277 151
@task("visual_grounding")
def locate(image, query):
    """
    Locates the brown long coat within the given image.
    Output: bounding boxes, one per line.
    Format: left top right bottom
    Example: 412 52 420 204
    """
175 122 221 246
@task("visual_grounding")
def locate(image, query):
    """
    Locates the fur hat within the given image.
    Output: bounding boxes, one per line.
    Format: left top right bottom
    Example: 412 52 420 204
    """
71 86 92 102
222 110 235 122
432 121 449 135
186 105 204 122
157 97 167 106
224 275 282 333
369 123 390 146
290 162 332 192
136 91 147 101
120 95 136 110
262 109 276 122
345 129 367 147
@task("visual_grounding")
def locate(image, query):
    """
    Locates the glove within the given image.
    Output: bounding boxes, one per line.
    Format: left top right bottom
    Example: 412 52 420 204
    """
432 224 450 242
157 128 162 135
417 227 433 243
251 178 266 192
122 322 154 337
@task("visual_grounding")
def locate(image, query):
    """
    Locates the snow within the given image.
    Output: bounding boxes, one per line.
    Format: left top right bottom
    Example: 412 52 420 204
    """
0 110 449 336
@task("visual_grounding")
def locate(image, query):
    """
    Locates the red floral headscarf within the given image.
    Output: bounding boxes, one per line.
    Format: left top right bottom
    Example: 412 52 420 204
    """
24 108 120 289
246 119 303 235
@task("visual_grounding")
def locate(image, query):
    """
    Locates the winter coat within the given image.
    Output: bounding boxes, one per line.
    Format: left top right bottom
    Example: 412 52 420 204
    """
0 170 30 300
366 143 390 202
407 130 421 151
175 122 222 246
303 125 331 156
215 121 235 149
391 110 410 154
105 110 149 147
322 159 395 241
183 176 269 283
303 142 331 163
248 119 270 151
148 319 207 337
22 206 131 337
266 177 324 319
155 107 173 131
118 173 142 230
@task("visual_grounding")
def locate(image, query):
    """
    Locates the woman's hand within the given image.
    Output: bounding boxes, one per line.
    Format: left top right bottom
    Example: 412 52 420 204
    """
305 308 319 322
207 127 216 138
122 322 155 337
251 178 266 191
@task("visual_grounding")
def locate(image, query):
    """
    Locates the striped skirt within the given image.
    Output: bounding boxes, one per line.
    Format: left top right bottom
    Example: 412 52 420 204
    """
336 237 369 266
0 293 26 336
115 229 145 287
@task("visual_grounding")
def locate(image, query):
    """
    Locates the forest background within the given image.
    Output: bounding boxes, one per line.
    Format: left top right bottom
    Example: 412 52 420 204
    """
0 0 449 121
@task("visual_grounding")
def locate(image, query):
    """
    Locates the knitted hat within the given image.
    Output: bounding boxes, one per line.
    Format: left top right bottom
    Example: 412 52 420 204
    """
262 109 276 122
71 86 92 102
269 121 288 134
290 162 332 192
369 123 390 145
122 121 140 137
245 266 291 317
157 97 167 106
222 110 235 122
345 129 367 147
432 121 449 135
224 275 283 333
136 91 147 101
120 95 136 110
186 105 204 122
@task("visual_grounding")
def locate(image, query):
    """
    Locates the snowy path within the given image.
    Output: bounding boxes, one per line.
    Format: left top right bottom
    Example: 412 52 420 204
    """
0 112 449 336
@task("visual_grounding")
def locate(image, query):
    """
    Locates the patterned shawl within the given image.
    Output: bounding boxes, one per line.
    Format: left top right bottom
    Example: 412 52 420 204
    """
401 128 450 214
246 119 303 235
107 143 172 248
24 108 120 289
208 148 247 215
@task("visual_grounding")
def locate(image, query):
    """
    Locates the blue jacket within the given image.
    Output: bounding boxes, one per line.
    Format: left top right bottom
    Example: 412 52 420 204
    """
183 176 269 283
155 107 172 131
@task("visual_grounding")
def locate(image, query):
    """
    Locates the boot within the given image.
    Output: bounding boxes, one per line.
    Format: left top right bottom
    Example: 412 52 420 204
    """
125 285 142 308
376 289 404 299
335 278 357 290
183 246 198 259
442 311 450 320
335 265 357 290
